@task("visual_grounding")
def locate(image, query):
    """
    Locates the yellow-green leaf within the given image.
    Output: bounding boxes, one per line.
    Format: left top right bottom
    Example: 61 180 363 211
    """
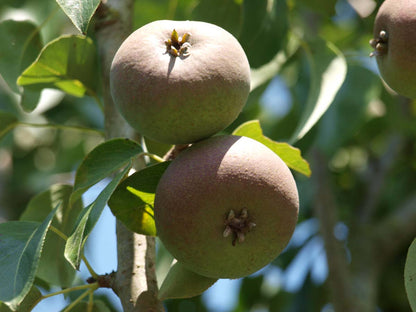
17 35 97 97
108 162 171 236
233 120 311 177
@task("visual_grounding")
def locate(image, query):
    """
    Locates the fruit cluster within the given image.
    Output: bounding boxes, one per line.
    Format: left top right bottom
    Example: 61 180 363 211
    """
110 20 299 280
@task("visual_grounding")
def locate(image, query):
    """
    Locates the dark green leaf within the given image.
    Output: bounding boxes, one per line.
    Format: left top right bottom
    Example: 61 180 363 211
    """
0 205 59 308
108 162 170 236
0 20 42 93
65 166 129 270
12 286 42 312
0 111 18 141
191 0 242 36
251 33 300 91
17 35 97 97
0 303 11 312
158 262 218 300
405 238 416 312
297 0 337 16
239 0 289 68
0 286 41 312
20 184 83 287
238 275 264 309
317 64 380 155
289 38 347 143
233 120 311 177
20 88 41 113
56 0 100 34
72 138 143 201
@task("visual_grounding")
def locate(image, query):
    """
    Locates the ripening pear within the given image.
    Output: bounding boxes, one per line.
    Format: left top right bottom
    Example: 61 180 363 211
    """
154 135 299 279
370 0 416 98
110 20 251 144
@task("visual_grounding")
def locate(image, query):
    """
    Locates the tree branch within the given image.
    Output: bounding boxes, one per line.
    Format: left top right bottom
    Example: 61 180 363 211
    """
311 149 355 312
113 223 163 312
94 1 163 311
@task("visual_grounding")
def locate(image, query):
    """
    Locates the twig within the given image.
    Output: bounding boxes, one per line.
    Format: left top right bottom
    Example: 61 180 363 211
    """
163 144 190 161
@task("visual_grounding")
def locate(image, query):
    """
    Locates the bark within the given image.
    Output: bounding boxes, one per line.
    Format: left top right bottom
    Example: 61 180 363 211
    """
94 1 163 311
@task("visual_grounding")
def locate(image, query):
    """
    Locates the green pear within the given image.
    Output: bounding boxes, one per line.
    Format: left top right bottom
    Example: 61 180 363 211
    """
370 0 416 98
110 20 251 144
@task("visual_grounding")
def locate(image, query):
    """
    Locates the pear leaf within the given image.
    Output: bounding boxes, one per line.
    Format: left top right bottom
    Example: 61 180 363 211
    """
290 38 347 143
65 166 129 270
0 205 59 308
158 262 218 300
108 162 171 236
55 0 100 34
72 138 142 201
233 120 311 177
17 35 97 98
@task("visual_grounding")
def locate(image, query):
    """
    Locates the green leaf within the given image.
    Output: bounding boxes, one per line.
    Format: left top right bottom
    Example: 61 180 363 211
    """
191 0 242 36
17 35 97 97
239 0 289 68
238 275 264 309
317 64 381 155
56 0 100 35
158 262 218 300
289 38 347 143
156 240 175 286
20 184 83 287
297 0 337 16
0 303 11 312
233 120 311 177
65 166 129 270
250 33 300 91
0 20 42 94
72 138 143 201
0 111 18 141
0 20 42 112
108 162 171 236
0 205 59 308
6 286 42 312
0 286 41 312
62 300 111 312
20 88 41 113
405 238 416 312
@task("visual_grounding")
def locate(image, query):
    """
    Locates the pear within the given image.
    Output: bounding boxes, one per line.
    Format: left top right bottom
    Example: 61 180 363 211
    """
154 135 299 279
370 0 416 98
110 20 251 144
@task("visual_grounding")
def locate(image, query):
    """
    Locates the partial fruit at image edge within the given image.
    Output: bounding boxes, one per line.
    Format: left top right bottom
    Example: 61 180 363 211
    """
370 0 416 99
110 20 251 144
154 135 299 279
